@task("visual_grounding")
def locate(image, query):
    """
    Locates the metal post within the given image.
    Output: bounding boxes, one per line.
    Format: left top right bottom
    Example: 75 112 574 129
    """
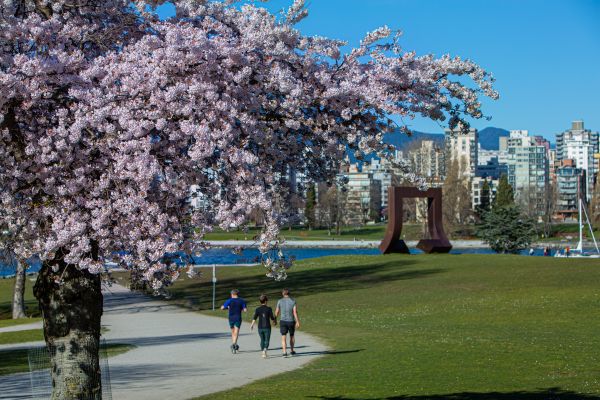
212 264 217 311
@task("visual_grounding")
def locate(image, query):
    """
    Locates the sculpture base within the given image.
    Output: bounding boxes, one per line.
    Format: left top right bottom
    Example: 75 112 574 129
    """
379 239 410 254
416 240 452 254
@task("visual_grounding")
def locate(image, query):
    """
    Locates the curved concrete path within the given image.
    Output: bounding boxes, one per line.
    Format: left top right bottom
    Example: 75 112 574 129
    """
0 322 42 333
0 283 327 400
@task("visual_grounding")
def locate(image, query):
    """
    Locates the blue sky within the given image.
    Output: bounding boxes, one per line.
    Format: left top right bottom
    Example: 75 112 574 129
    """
157 1 599 140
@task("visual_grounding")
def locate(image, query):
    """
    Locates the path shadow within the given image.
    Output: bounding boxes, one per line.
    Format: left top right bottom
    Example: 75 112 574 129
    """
109 363 213 387
171 258 440 309
105 332 229 347
311 388 600 400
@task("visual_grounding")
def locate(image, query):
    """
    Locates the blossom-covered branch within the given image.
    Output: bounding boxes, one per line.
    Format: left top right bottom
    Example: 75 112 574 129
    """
0 0 497 284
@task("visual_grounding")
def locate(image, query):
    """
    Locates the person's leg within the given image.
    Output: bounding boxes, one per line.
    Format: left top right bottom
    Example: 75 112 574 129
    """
281 334 287 355
258 329 267 350
232 326 240 345
280 322 289 356
264 328 271 350
289 323 296 354
229 322 237 353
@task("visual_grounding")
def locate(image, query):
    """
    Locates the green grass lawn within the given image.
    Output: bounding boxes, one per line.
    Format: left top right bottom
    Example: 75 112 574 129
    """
0 343 136 376
203 224 426 241
203 223 596 243
155 253 600 399
0 277 39 320
0 329 43 345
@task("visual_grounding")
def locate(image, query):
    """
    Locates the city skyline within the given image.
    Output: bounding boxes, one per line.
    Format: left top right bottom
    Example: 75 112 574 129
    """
155 1 600 140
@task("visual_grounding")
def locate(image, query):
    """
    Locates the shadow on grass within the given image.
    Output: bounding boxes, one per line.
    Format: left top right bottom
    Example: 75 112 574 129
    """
311 388 600 400
0 300 40 320
0 348 29 376
291 349 364 357
171 258 439 309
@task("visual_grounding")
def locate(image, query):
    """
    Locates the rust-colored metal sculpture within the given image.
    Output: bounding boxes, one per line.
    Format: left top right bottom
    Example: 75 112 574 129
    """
379 187 452 254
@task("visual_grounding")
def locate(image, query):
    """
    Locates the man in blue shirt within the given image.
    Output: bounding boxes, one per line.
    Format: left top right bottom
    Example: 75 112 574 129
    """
221 289 247 353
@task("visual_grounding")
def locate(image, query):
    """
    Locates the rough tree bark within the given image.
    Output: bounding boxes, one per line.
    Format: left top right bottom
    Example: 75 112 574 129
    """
12 260 26 319
34 255 103 400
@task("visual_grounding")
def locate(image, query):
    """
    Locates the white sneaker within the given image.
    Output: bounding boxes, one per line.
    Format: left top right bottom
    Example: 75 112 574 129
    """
262 350 267 359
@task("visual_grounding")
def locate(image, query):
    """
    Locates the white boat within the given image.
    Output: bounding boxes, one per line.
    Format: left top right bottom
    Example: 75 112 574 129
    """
555 196 600 258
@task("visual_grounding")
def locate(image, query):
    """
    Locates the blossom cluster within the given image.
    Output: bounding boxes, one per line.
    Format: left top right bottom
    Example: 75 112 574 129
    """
0 0 497 284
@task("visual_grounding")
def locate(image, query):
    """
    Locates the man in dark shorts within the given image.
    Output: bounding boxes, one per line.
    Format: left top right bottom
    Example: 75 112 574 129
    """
250 294 276 358
221 289 247 354
275 288 300 357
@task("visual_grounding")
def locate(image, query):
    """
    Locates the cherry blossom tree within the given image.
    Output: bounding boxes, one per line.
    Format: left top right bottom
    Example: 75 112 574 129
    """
0 0 497 397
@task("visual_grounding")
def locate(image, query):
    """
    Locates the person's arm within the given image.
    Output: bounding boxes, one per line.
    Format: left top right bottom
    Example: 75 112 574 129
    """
220 299 230 311
269 308 277 326
242 300 247 313
293 304 300 329
251 309 259 330
275 301 280 318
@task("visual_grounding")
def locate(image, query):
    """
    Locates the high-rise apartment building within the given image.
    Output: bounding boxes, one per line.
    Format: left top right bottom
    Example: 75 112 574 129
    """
410 140 445 181
364 158 394 211
554 159 585 220
555 120 599 201
506 130 549 217
471 177 498 210
445 128 478 177
344 164 382 225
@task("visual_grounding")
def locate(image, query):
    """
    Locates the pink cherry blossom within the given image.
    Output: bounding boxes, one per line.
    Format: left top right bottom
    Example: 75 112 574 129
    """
0 0 497 285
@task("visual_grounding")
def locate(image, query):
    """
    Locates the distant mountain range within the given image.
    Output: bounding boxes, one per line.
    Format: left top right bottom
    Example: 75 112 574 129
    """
383 126 512 151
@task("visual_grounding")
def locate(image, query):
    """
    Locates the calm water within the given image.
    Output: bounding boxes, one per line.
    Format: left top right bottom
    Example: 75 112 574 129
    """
0 246 592 278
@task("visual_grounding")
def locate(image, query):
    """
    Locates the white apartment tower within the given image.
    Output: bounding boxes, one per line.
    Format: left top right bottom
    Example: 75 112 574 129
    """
555 120 599 201
445 128 478 177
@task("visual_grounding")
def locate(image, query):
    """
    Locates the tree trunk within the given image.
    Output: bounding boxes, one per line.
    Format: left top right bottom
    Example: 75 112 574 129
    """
34 259 103 400
12 260 27 319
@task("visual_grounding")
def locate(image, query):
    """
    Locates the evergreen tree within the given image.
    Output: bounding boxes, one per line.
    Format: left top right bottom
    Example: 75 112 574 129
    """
477 205 536 253
494 174 514 208
305 183 317 230
477 179 491 214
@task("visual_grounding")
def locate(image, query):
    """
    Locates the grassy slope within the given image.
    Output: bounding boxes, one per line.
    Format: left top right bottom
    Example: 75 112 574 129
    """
0 277 39 320
158 254 600 399
203 224 422 241
203 223 597 242
0 329 43 345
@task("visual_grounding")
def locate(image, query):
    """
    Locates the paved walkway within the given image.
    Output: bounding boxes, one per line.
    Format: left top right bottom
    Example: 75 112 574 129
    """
0 322 42 334
0 284 327 400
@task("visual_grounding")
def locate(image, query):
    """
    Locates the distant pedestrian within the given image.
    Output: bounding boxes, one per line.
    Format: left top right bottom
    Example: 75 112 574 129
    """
543 247 550 256
250 294 276 358
221 289 247 354
275 288 300 357
529 248 535 256
566 246 571 257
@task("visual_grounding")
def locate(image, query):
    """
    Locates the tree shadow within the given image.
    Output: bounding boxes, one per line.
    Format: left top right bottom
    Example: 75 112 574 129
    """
311 388 600 400
104 332 229 347
289 349 364 357
170 258 439 309
0 299 40 319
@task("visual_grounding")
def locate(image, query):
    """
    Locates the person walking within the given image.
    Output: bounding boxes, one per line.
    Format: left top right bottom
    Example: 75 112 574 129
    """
250 294 277 358
275 288 300 357
221 289 247 354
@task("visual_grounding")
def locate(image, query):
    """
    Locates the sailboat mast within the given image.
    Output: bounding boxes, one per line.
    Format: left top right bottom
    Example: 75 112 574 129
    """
581 198 600 254
576 190 584 252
